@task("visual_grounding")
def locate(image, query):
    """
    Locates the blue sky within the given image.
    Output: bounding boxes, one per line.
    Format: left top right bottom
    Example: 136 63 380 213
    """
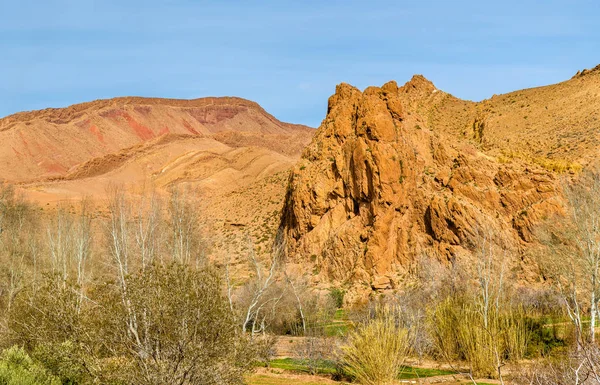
1 1 598 127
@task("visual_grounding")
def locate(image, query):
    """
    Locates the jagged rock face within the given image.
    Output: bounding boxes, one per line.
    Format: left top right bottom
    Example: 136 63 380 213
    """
280 76 561 291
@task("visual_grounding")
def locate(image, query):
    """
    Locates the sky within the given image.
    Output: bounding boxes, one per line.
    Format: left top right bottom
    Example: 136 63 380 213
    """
1 1 599 127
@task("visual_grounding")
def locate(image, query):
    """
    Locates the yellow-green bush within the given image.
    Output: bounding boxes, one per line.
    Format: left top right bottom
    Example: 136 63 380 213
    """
431 299 530 379
0 346 61 385
342 305 409 385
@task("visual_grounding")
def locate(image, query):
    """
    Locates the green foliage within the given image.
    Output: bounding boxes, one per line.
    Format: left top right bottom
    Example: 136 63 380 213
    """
9 274 82 349
0 346 61 385
398 366 456 379
8 264 254 385
328 288 345 309
524 317 566 356
269 358 455 380
269 358 337 375
95 263 253 385
31 342 88 385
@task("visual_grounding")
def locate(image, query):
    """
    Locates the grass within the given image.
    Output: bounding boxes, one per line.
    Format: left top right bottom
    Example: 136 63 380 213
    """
269 358 337 375
398 366 456 379
322 322 350 336
269 358 456 380
322 309 352 337
247 374 336 385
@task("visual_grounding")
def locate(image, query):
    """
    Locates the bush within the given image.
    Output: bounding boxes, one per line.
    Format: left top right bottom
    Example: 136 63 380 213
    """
31 342 88 385
252 334 277 367
342 305 409 385
0 346 61 385
329 288 346 309
296 335 338 376
8 263 255 385
93 263 253 385
8 274 81 350
431 298 531 379
8 275 92 384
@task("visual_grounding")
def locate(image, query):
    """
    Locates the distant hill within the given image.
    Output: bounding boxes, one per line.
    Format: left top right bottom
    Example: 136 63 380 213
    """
0 96 312 183
0 96 314 268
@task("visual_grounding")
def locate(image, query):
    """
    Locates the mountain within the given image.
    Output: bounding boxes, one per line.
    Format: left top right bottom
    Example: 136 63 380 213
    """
0 96 312 183
0 96 314 265
279 65 600 295
4 66 599 296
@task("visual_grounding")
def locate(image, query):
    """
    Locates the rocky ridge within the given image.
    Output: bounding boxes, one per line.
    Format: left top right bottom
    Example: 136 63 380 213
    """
278 72 600 293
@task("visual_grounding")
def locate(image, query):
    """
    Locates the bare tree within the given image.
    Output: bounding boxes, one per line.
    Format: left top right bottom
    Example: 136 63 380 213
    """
539 171 600 346
285 272 307 335
241 235 283 334
105 185 144 354
0 186 34 313
133 190 162 270
46 199 93 312
474 225 509 383
564 172 600 344
168 187 203 266
73 199 93 311
47 204 74 285
107 186 132 287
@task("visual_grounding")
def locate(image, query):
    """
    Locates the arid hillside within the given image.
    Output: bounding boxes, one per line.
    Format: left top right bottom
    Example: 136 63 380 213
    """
0 96 312 183
3 66 600 294
0 96 314 264
280 65 600 295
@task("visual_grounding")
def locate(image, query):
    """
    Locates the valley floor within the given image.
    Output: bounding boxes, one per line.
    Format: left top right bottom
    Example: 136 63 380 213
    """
246 336 503 385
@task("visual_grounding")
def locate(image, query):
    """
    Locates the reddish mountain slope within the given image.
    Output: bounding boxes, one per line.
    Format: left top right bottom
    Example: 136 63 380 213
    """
0 96 312 183
0 96 314 267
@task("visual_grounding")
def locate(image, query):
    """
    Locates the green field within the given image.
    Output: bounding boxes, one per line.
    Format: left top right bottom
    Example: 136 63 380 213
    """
269 358 338 375
268 358 456 379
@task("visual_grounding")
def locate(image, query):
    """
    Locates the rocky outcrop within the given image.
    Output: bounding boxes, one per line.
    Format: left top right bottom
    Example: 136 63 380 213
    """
279 76 562 292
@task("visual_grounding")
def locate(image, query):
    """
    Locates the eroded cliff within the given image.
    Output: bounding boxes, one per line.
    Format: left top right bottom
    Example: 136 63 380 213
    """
279 75 578 292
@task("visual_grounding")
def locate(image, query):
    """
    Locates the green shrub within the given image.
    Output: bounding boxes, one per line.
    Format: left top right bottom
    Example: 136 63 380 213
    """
329 288 346 309
31 342 88 385
93 263 253 385
0 346 61 385
8 264 254 385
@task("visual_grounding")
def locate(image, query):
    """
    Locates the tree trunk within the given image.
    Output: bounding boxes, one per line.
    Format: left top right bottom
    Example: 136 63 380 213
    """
591 289 596 343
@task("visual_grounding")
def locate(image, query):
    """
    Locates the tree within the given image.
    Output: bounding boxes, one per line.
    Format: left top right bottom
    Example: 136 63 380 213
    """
96 263 252 385
0 184 36 314
564 172 600 344
168 187 203 266
238 235 283 335
133 189 162 270
46 200 93 313
539 171 600 346
9 263 254 385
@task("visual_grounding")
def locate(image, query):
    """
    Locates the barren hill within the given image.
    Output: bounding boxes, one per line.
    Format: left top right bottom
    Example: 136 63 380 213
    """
280 65 600 295
0 96 314 266
0 96 312 183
